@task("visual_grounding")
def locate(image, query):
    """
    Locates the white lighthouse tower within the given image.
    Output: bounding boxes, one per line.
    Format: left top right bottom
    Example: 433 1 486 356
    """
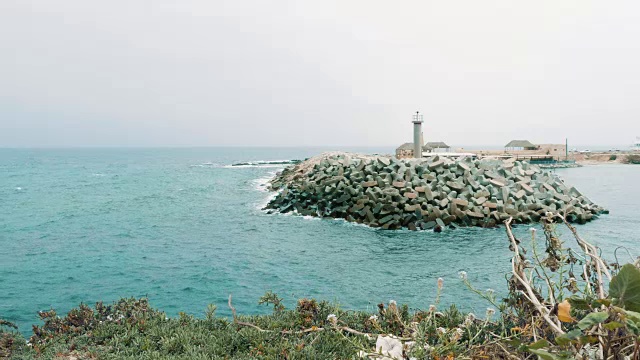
412 111 424 158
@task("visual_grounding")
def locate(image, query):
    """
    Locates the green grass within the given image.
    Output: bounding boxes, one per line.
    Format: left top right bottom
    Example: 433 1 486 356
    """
1 297 496 359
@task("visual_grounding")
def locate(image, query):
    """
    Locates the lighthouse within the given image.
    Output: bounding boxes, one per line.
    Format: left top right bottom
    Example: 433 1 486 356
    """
412 111 424 158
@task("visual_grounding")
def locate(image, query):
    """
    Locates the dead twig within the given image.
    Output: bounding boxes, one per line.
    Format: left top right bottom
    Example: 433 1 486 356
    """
505 218 564 335
227 294 390 338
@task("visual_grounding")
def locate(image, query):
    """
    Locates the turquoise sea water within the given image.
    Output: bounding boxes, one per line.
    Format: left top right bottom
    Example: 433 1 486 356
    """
1 148 639 334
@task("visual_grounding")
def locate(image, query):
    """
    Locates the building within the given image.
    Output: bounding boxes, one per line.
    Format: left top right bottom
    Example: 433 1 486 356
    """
537 144 568 157
504 140 538 151
395 142 415 158
424 141 451 153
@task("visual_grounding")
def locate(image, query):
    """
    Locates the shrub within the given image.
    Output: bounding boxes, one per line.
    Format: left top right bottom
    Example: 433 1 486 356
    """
627 154 640 164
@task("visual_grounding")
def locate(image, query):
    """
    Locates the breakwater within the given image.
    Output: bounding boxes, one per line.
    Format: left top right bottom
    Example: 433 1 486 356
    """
265 153 606 230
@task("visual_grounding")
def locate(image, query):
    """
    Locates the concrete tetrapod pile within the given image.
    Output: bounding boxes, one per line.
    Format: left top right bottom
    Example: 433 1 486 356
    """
264 153 607 231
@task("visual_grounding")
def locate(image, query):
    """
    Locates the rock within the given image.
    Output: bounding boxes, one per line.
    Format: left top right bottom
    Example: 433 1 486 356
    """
424 187 434 201
404 204 419 212
474 197 487 205
265 153 605 230
483 201 498 209
362 180 377 188
404 192 418 199
520 183 534 195
466 210 484 219
447 181 464 191
428 159 445 170
378 157 390 166
452 198 469 207
501 187 510 201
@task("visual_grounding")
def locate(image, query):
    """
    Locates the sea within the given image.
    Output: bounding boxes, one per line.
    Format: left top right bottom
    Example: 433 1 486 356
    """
1 147 639 334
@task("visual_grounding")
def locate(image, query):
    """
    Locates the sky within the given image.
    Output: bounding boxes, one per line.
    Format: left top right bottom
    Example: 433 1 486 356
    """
1 1 640 148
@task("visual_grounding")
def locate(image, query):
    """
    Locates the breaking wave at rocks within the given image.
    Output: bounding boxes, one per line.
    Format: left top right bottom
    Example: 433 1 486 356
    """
228 160 302 168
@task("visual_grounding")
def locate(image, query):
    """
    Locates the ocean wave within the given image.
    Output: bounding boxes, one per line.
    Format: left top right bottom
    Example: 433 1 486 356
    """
253 171 279 210
228 159 301 168
15 187 23 191
251 171 277 192
189 162 220 168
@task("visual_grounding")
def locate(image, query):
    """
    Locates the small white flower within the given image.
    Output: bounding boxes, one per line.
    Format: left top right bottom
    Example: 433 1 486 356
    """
428 304 436 313
327 314 338 325
455 328 464 336
389 300 397 306
437 277 444 289
486 288 495 295
436 327 446 335
369 315 378 322
529 227 537 232
106 315 113 321
458 271 467 280
466 313 476 322
486 308 496 317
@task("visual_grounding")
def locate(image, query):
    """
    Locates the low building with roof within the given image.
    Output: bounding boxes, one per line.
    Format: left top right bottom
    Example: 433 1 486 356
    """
504 140 538 151
424 141 451 153
395 142 415 159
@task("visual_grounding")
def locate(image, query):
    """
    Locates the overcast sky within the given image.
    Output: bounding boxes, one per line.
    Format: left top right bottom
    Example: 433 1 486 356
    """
1 1 639 147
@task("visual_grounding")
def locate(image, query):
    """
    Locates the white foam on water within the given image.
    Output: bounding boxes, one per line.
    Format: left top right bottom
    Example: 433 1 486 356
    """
301 215 321 221
226 159 299 168
15 187 22 191
251 171 277 192
252 170 281 210
190 162 220 168
224 164 287 169
92 173 106 177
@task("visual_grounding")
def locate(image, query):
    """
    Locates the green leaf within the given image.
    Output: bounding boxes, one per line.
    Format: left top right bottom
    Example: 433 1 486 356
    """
565 329 582 339
609 264 640 312
568 296 591 310
506 338 522 348
528 339 552 350
555 329 582 346
529 349 561 360
579 335 599 344
627 319 640 335
554 336 571 346
603 321 624 330
577 312 609 330
625 310 640 324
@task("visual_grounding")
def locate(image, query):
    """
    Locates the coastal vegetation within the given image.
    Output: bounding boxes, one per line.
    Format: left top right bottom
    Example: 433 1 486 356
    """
265 153 606 230
625 155 640 165
2 215 639 359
